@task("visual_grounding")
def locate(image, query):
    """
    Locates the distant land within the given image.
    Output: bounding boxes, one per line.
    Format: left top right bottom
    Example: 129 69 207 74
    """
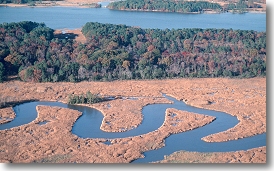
0 0 266 13
0 0 267 164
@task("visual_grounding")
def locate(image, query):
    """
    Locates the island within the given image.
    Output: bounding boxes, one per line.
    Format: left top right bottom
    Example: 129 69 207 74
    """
107 0 266 14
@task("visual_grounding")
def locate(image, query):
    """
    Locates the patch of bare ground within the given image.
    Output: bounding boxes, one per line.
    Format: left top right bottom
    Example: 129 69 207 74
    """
156 146 266 163
54 29 86 44
0 77 266 163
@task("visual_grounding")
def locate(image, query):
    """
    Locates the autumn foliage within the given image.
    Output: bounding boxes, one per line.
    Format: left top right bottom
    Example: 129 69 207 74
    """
0 21 266 83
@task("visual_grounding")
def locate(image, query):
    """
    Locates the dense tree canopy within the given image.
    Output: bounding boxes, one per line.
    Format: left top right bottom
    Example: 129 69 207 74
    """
0 62 4 82
107 0 223 13
0 0 27 3
68 91 107 104
0 21 266 83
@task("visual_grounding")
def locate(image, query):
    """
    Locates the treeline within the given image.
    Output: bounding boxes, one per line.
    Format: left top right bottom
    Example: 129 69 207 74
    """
224 0 257 13
68 91 106 104
0 0 101 8
0 21 266 83
107 0 222 13
226 0 263 10
0 0 27 3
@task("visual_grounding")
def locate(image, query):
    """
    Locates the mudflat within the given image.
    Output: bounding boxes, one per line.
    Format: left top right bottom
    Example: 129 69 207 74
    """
0 77 266 163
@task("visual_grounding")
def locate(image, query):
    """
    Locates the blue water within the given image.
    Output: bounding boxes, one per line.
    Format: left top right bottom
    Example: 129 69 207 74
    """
0 94 266 163
72 94 239 139
0 4 266 162
0 6 266 31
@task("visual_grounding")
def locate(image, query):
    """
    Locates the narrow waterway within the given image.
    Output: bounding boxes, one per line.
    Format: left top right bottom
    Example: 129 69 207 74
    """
0 94 266 163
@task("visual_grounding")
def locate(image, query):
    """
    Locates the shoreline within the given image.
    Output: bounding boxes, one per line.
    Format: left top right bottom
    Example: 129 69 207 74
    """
0 2 100 8
0 77 266 163
0 3 266 14
0 77 266 142
108 7 266 14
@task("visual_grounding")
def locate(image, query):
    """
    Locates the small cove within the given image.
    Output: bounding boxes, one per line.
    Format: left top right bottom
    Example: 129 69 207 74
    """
0 94 266 163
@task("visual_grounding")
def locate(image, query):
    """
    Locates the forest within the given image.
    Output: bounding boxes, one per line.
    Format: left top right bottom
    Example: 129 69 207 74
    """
0 21 266 83
107 0 263 13
107 0 223 13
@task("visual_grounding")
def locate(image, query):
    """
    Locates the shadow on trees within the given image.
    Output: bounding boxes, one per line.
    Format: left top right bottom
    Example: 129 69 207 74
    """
54 33 78 40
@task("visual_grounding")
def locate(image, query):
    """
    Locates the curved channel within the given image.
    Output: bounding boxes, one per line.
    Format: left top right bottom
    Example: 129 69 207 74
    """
0 94 266 163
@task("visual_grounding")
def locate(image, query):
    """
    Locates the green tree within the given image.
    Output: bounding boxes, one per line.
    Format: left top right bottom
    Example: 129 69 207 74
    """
0 62 5 82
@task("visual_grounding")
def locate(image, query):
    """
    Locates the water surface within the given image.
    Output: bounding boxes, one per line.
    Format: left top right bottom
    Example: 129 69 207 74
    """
0 94 266 163
0 6 266 31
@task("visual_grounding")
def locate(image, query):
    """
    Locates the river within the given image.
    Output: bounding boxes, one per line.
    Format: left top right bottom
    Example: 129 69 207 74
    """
0 3 266 163
0 94 266 163
0 5 266 31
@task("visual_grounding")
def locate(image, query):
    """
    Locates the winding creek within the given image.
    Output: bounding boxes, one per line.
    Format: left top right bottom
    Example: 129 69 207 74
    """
0 94 266 163
0 1 266 163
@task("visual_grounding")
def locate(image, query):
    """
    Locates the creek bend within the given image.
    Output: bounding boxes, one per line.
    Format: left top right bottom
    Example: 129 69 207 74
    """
0 94 266 163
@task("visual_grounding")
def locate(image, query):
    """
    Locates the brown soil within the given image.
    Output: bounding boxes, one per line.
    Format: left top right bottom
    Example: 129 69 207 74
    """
0 77 266 163
54 29 86 44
